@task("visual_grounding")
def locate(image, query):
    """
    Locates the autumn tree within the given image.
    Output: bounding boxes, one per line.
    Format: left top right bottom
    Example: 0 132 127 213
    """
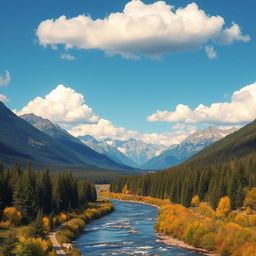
191 195 200 207
122 184 129 194
14 238 48 256
215 196 231 218
3 207 22 226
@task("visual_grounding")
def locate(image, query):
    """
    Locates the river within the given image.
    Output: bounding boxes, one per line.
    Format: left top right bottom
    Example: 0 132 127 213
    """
74 200 200 256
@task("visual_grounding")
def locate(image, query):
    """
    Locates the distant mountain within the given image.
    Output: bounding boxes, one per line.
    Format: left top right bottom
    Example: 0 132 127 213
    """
79 135 138 168
81 136 167 167
0 104 133 170
142 126 237 170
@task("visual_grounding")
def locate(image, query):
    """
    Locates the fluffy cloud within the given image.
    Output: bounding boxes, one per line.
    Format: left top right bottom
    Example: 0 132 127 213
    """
60 53 76 60
205 45 217 59
0 94 9 102
147 82 256 125
17 84 99 125
69 118 196 146
16 83 197 146
36 0 249 59
0 71 11 87
69 118 138 141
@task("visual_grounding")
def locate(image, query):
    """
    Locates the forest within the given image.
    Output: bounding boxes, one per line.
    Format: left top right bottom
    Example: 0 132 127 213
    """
111 152 256 209
0 162 99 256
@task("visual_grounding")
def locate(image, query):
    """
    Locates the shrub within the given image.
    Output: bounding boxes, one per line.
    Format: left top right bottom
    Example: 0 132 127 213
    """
14 237 50 256
3 207 22 227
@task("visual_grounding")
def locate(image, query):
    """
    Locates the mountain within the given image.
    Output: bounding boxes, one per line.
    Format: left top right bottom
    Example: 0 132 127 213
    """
142 126 237 170
81 136 167 167
76 135 138 168
0 103 133 170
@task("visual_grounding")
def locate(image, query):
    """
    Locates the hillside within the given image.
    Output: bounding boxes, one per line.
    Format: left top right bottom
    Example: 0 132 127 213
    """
185 120 256 167
0 103 133 170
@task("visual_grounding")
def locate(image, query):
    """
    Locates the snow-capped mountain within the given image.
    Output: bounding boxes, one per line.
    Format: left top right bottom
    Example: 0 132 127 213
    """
79 135 139 168
80 137 168 167
142 126 238 170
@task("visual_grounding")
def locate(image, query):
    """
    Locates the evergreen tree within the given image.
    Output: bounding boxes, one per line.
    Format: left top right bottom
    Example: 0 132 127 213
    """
32 210 45 239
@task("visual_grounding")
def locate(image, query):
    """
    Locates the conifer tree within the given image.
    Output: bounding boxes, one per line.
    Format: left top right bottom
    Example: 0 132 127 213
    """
33 210 45 239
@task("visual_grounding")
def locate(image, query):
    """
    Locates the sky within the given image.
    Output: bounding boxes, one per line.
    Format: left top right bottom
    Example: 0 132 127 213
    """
0 0 256 146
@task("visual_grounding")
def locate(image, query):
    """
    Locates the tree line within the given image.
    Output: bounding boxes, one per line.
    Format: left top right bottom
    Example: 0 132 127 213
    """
110 153 256 209
0 162 97 224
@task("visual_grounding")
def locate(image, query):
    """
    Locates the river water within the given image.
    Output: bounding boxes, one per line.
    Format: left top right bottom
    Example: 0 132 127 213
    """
74 200 200 256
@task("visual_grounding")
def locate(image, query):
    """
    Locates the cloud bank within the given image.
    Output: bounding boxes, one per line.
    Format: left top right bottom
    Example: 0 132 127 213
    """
17 84 99 125
68 118 196 146
36 0 249 59
147 82 256 125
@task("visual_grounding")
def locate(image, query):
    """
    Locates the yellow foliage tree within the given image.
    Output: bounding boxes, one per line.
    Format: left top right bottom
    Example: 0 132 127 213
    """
191 195 200 207
244 187 256 210
3 207 22 227
42 217 50 234
215 196 231 219
122 184 129 194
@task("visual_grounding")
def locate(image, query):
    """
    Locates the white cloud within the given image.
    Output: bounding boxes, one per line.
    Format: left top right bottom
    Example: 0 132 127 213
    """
69 118 138 141
60 53 76 60
36 0 249 59
205 45 217 59
17 84 99 125
147 82 256 125
217 22 250 45
69 118 196 146
0 94 9 102
0 71 11 87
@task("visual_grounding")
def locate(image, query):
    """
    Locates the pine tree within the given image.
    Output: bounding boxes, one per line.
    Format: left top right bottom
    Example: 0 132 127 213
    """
37 169 52 214
32 210 45 238
12 181 26 220
21 168 39 222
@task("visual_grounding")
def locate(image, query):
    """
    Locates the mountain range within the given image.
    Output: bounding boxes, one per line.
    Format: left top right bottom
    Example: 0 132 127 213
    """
81 127 237 170
80 136 167 168
0 101 239 173
0 102 133 172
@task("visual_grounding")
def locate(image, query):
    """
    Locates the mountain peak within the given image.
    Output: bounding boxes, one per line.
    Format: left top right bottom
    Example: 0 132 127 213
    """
20 113 57 132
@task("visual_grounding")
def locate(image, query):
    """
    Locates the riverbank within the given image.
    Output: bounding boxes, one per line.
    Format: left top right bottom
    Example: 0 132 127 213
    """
157 234 220 256
53 199 114 256
100 192 220 256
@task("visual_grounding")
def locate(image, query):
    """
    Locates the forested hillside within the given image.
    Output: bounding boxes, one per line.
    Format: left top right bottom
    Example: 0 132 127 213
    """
111 120 256 209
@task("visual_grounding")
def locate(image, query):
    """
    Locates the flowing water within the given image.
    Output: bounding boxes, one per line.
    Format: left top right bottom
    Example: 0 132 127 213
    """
74 200 200 256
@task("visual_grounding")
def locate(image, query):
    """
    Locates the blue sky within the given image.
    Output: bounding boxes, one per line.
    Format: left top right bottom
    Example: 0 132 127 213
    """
1 0 256 145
